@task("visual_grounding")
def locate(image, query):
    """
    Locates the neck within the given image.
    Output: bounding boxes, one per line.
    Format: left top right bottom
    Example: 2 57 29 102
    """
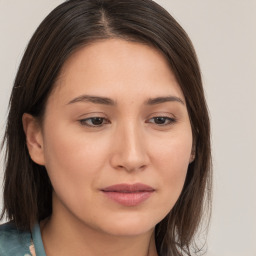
40 201 158 256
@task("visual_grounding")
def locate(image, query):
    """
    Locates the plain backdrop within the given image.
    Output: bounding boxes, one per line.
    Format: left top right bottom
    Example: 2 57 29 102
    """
0 1 255 256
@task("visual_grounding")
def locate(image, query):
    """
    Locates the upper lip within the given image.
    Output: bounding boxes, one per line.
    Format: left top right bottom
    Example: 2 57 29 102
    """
101 183 155 192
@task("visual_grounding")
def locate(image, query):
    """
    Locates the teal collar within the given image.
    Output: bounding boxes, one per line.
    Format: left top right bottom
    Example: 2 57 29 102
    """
31 222 47 256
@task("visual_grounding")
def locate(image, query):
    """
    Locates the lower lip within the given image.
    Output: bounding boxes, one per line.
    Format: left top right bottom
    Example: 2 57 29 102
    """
102 191 153 206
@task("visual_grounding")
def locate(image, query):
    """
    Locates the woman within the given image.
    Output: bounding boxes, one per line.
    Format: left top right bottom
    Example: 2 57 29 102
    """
0 0 212 255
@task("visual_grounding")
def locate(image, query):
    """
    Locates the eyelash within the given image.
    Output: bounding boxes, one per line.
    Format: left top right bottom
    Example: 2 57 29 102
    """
79 116 176 127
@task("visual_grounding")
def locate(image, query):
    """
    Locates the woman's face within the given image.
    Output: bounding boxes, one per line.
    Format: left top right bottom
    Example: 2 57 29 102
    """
34 39 193 236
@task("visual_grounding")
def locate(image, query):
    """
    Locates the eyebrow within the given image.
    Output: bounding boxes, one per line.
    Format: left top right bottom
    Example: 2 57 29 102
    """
67 95 185 106
146 96 185 105
67 95 115 105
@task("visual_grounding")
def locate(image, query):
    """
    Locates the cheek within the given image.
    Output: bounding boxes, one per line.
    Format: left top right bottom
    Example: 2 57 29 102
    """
150 130 192 208
42 126 111 218
44 124 105 170
42 123 110 196
152 130 192 171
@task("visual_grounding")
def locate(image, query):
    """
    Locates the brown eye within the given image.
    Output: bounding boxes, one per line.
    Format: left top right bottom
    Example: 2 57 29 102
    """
79 117 109 127
149 116 176 126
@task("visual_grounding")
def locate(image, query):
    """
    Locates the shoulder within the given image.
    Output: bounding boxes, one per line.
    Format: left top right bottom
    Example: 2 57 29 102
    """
0 222 32 256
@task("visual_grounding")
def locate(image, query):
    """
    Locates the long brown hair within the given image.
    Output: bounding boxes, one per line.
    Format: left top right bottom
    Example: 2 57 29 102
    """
1 0 212 255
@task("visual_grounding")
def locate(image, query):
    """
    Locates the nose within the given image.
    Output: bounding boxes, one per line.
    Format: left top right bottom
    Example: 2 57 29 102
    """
109 121 149 172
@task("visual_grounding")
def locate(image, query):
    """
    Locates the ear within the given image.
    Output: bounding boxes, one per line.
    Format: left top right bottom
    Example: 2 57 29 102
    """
189 143 196 163
22 113 45 166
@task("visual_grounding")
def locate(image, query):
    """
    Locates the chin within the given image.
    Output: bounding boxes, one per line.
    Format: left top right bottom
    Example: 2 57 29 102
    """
91 212 162 237
102 223 155 237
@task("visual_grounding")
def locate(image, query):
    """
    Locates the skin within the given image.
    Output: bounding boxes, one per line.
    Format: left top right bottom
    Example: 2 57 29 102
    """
23 38 193 256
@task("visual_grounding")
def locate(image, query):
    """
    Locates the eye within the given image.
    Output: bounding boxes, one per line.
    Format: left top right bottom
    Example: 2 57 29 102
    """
79 117 110 127
148 116 176 126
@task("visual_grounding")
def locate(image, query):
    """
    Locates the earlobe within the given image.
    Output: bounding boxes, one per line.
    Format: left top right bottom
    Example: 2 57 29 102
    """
189 144 196 163
22 113 45 166
189 153 195 163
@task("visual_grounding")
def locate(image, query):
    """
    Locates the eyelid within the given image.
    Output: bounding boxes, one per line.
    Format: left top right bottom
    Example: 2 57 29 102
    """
77 112 106 119
147 112 176 120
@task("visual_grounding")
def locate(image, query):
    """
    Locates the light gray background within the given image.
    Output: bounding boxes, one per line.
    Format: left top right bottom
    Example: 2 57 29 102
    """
0 1 255 256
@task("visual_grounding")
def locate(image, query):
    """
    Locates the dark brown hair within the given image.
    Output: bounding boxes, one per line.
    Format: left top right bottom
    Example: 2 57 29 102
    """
1 0 212 255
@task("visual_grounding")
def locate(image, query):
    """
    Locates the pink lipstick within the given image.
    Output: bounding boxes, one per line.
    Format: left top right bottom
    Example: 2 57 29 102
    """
101 183 155 206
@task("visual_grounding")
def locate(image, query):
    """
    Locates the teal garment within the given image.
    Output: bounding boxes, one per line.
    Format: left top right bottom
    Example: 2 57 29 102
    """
0 221 46 256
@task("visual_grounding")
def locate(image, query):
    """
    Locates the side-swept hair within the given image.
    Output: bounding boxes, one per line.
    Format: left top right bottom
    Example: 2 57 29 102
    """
1 0 212 255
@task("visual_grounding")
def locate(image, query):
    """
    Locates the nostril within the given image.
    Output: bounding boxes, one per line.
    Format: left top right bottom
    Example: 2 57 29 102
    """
116 164 146 172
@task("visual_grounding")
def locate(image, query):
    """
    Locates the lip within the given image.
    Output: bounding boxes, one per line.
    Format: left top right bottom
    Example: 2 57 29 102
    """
101 183 155 207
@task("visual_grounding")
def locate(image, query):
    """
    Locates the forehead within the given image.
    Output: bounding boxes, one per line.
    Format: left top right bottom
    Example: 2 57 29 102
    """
51 38 185 105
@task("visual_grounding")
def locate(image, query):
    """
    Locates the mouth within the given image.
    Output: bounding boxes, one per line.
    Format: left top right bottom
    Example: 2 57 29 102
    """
101 183 155 206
